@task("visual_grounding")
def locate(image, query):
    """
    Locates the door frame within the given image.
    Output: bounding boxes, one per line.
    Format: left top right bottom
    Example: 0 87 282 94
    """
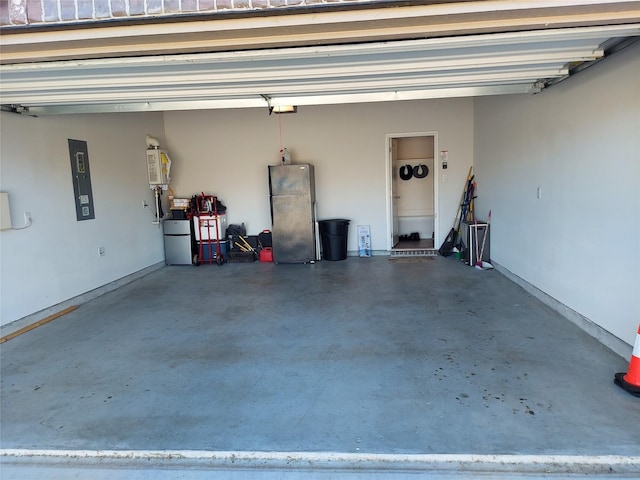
385 131 439 251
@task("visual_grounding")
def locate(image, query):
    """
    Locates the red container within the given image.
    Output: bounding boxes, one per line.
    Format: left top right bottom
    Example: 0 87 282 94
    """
260 247 273 262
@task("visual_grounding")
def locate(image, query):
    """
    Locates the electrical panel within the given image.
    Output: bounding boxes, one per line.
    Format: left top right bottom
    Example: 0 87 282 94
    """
68 139 95 221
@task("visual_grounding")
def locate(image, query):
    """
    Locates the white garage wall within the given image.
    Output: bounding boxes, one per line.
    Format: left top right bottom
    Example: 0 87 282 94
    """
473 42 640 347
163 99 474 252
0 112 166 326
1 99 473 327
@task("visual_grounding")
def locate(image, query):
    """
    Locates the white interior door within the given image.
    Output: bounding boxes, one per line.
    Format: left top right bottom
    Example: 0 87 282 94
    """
387 133 438 251
390 139 400 248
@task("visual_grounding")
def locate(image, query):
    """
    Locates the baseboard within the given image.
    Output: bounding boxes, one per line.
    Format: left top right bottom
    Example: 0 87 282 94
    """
345 250 389 257
491 261 632 360
1 262 165 339
7 259 629 361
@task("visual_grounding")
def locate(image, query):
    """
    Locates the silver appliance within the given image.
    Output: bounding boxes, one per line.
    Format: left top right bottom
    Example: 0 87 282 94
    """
163 219 193 265
268 164 317 263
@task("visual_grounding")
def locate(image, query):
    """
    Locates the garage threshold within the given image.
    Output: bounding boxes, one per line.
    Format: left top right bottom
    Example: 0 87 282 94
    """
1 257 639 477
2 450 640 479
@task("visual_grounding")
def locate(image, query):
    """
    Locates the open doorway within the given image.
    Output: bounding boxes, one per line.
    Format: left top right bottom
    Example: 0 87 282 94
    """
386 132 438 254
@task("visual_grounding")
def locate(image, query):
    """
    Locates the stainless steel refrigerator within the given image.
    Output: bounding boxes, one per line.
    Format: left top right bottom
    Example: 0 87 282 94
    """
268 164 317 264
163 219 193 265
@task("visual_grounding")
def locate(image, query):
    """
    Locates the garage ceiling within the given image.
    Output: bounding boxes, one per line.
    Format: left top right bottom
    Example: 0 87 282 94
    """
1 1 640 115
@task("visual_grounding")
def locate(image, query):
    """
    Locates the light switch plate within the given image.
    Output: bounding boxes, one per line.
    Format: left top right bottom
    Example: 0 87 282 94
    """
1 192 12 230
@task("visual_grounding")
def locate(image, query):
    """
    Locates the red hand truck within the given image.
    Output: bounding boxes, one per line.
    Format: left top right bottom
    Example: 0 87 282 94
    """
194 193 224 266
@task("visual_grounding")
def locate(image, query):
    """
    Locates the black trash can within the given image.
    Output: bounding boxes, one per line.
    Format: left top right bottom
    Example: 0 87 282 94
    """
318 219 350 261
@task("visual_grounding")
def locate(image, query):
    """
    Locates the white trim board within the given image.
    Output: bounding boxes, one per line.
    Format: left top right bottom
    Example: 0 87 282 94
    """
0 262 165 339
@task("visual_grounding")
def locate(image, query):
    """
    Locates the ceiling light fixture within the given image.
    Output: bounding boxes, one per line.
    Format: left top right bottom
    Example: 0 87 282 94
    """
270 105 297 114
262 94 297 115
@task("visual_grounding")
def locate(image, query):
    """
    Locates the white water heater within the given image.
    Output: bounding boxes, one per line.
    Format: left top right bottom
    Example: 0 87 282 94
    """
146 149 171 187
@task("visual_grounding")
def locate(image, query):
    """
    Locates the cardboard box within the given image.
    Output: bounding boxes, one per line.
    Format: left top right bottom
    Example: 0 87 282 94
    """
170 198 190 209
357 225 371 257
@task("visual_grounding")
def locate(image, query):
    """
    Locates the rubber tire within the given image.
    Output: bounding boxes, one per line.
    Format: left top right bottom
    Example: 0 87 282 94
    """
399 165 413 180
413 164 429 178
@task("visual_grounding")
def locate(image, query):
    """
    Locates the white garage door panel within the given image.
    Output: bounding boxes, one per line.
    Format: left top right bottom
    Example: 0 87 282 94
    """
2 24 639 115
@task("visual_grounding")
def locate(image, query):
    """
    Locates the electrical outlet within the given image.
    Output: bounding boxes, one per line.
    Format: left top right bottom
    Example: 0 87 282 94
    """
98 246 106 257
142 200 148 208
24 212 32 224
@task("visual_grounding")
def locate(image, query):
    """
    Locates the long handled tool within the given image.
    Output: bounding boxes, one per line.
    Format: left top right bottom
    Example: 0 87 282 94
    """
475 210 493 270
439 166 473 256
235 241 251 252
455 168 475 250
239 235 257 253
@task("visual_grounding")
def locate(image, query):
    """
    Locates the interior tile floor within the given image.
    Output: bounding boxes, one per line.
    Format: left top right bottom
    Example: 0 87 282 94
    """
393 239 435 249
1 256 639 478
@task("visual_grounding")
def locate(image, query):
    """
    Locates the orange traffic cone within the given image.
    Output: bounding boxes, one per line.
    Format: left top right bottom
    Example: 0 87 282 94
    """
615 324 640 397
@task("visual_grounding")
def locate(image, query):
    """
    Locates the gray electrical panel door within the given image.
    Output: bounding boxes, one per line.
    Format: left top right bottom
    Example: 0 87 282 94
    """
68 139 95 221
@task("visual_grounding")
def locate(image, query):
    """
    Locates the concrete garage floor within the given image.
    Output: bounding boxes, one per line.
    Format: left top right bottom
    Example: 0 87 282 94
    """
1 256 639 478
